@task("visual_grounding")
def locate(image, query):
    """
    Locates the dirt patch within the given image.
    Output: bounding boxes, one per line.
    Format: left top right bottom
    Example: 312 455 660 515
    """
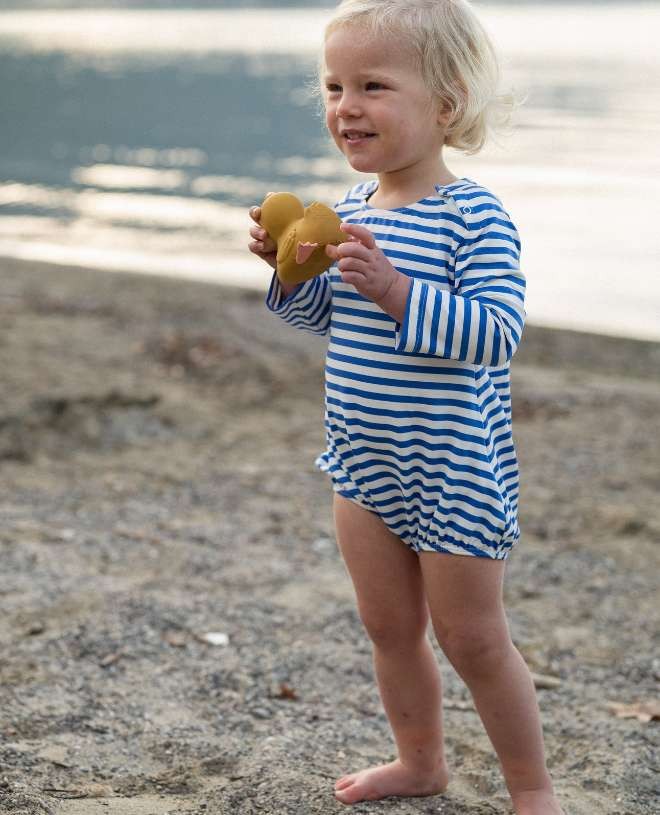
0 258 658 815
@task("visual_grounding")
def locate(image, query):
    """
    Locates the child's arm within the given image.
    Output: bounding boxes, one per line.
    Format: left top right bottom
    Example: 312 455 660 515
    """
328 207 524 366
391 208 524 366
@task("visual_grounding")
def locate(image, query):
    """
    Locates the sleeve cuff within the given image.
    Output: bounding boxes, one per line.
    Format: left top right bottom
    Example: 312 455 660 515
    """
265 271 304 312
394 278 427 353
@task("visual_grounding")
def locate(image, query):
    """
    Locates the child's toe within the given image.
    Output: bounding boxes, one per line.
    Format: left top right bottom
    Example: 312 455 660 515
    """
335 782 365 804
335 775 356 790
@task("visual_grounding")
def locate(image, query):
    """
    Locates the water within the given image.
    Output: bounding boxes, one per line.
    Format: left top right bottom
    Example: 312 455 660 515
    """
1 2 659 341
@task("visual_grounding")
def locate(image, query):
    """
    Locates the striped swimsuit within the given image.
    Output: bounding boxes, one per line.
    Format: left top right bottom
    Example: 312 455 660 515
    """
266 177 525 559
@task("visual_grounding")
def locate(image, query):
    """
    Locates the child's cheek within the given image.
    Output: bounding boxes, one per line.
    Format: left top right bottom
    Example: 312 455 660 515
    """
325 107 339 134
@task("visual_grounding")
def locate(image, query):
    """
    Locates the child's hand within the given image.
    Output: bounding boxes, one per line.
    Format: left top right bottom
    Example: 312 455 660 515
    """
325 223 402 305
248 205 277 270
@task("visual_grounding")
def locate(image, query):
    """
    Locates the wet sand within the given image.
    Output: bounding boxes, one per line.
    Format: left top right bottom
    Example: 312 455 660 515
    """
1 257 658 814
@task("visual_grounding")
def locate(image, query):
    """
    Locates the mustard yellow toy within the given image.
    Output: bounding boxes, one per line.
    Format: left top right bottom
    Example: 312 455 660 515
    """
259 192 346 285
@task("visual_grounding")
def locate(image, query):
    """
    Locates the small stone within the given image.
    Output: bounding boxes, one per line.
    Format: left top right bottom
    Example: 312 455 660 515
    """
197 631 229 646
163 630 187 648
531 672 562 689
444 698 474 711
312 537 333 552
651 658 660 681
99 651 124 668
47 528 76 543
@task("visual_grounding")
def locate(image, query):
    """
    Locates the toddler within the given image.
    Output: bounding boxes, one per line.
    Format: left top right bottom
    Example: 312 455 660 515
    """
248 1 564 813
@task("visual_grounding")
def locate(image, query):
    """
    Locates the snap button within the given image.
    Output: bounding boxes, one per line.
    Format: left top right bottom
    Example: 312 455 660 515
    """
460 205 472 215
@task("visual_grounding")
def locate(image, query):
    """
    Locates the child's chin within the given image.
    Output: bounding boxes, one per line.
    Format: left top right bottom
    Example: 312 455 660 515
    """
345 153 378 173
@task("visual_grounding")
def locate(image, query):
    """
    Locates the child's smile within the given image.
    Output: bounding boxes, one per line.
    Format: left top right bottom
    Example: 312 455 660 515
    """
342 131 377 146
323 25 451 193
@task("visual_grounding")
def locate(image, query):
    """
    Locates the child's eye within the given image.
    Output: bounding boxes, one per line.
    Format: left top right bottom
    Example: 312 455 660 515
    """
366 82 384 90
326 84 341 93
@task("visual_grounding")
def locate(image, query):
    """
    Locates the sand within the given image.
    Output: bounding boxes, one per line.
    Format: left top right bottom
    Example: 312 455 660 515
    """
1 257 658 815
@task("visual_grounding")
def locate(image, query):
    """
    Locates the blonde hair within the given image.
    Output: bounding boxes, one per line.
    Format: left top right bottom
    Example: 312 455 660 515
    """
311 0 517 154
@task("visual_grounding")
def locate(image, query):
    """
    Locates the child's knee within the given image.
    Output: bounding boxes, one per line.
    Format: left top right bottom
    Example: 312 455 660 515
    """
359 605 429 652
434 623 511 680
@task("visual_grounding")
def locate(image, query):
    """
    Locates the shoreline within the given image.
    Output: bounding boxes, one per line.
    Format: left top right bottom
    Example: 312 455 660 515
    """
2 254 659 370
1 256 658 815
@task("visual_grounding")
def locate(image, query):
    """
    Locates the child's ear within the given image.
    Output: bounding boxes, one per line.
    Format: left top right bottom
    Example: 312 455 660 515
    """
438 80 468 126
436 98 454 127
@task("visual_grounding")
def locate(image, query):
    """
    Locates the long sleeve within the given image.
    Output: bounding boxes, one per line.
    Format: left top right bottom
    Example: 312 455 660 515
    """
265 270 332 336
393 198 525 366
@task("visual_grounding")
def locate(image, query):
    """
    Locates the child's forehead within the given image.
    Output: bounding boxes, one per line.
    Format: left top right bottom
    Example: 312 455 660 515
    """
324 26 414 75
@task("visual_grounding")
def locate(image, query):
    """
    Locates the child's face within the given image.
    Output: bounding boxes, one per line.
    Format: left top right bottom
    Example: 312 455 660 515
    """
323 24 449 180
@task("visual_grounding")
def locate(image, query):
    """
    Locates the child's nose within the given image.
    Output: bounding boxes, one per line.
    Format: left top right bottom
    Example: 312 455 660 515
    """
336 91 362 119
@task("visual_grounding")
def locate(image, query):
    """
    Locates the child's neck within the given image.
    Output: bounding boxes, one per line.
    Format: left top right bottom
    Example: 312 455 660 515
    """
370 162 459 210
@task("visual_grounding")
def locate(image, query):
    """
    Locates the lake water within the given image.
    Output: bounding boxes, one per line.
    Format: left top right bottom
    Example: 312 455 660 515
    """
1 2 659 341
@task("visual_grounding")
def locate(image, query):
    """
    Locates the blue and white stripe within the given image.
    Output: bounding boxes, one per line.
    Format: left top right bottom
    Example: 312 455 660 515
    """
265 177 525 559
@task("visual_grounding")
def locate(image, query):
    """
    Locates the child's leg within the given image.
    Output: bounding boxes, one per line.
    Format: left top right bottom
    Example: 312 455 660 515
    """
418 551 564 815
332 493 449 805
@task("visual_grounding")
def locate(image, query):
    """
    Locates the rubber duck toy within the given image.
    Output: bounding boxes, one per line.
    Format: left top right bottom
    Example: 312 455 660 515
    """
259 192 346 285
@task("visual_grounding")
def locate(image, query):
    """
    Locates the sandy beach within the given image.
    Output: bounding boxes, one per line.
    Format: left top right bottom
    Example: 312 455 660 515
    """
1 257 658 815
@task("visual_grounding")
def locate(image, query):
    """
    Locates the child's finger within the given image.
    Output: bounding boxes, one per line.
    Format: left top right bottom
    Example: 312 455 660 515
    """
339 222 377 249
340 269 367 288
249 206 261 223
326 240 370 261
249 219 277 253
338 253 370 273
248 240 277 264
250 238 276 254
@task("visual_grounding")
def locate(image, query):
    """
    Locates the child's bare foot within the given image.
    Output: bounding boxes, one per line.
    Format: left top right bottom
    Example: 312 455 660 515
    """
512 788 565 815
334 757 450 805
